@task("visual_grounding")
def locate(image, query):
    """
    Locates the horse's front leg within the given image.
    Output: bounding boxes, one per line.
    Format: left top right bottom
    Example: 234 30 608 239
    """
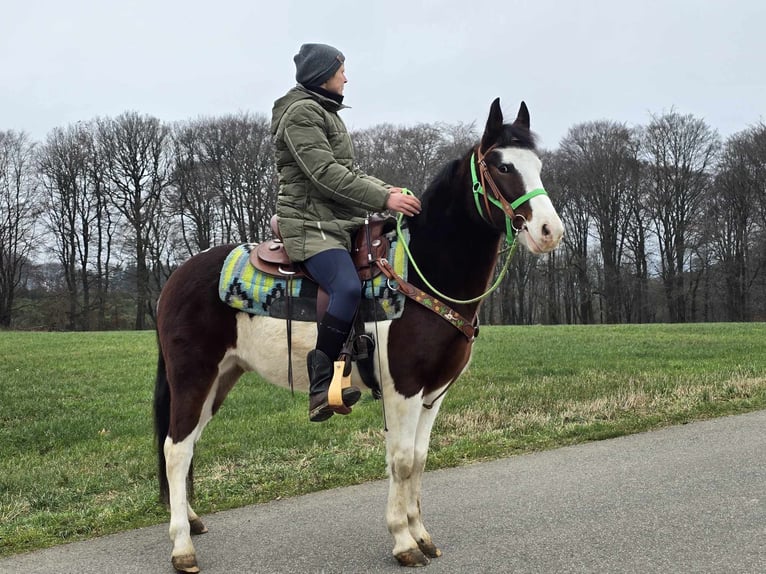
406 394 445 561
384 387 443 566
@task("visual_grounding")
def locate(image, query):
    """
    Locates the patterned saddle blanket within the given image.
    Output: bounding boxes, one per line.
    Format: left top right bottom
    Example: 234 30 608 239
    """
218 230 409 322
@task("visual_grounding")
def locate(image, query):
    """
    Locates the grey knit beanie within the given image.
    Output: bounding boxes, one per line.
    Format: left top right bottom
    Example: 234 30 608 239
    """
294 43 345 86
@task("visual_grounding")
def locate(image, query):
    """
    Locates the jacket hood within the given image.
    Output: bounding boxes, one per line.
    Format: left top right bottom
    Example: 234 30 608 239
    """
271 85 346 135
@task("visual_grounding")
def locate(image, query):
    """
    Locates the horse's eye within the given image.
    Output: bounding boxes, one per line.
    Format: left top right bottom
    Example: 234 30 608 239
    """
498 164 513 174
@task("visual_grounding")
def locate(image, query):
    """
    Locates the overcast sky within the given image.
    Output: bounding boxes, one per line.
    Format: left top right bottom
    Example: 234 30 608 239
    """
2 0 764 149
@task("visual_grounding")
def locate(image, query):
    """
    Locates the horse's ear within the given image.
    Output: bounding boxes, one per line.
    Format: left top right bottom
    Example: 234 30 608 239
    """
513 101 530 130
481 98 504 150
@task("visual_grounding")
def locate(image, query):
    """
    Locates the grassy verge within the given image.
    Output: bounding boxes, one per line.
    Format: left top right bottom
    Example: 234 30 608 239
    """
1 323 765 556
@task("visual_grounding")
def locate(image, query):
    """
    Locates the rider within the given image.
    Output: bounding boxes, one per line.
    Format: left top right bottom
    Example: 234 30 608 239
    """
271 43 421 422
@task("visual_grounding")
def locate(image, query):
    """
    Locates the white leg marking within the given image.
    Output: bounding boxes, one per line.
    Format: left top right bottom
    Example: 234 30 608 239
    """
383 379 424 557
407 394 445 547
165 433 196 560
165 378 219 562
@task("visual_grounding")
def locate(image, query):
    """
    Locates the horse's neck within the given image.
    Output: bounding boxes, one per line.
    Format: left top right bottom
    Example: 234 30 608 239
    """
408 174 503 313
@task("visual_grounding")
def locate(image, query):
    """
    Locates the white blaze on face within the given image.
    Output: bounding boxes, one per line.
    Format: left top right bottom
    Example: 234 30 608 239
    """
497 147 564 254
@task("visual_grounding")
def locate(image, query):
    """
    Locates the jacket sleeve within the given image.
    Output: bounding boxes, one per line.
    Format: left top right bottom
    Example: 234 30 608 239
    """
282 102 390 212
353 167 390 189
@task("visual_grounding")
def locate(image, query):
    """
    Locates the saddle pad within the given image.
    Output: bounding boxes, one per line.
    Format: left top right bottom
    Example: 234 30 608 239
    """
218 230 409 322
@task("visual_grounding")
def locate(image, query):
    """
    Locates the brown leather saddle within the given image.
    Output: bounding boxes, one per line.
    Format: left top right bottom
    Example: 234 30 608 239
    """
250 215 395 282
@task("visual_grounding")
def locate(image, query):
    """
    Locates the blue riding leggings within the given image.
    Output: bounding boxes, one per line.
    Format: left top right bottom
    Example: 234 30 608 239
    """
302 248 361 325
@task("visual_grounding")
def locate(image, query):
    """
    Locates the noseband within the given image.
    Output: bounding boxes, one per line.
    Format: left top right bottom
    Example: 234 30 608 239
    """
471 145 549 244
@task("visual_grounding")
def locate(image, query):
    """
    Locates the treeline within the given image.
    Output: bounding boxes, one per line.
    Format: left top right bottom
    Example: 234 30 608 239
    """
1 109 765 330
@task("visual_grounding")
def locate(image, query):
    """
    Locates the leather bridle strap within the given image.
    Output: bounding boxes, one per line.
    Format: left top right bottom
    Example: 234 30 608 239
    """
478 148 517 221
375 258 477 341
477 146 497 223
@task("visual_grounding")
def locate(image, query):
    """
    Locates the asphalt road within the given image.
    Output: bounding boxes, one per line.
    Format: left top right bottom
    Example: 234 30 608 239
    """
3 410 766 574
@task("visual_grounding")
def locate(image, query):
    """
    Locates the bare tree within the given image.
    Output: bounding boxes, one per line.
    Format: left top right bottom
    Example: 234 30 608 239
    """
199 114 277 245
38 124 98 329
0 131 39 327
353 123 409 188
85 127 118 330
642 111 720 322
545 147 596 323
394 124 445 192
707 125 766 320
557 121 642 322
436 121 478 163
169 114 277 254
620 166 654 322
97 112 173 329
352 122 474 195
171 119 220 254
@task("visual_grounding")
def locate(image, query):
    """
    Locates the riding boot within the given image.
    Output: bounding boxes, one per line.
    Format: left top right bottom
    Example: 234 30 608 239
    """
307 349 362 422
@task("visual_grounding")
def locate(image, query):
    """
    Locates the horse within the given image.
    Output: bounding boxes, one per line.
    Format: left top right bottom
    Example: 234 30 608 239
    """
153 98 564 573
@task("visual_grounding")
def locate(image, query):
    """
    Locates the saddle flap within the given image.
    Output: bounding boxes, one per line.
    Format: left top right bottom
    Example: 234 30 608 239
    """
255 240 290 265
250 240 304 278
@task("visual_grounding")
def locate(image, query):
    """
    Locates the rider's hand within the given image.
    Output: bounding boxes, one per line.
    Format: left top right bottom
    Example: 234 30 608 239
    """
386 188 421 217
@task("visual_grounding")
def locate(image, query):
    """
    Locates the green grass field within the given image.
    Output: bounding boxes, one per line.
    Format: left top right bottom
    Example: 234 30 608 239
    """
1 323 766 557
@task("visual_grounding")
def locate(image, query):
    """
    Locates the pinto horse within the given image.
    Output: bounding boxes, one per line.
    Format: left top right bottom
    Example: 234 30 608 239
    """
154 98 564 573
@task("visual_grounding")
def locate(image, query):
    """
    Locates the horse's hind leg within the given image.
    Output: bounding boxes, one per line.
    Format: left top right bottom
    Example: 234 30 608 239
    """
187 505 208 535
166 432 201 573
165 376 221 573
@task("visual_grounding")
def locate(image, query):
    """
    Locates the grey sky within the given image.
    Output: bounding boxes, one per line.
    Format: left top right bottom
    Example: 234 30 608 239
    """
2 0 764 149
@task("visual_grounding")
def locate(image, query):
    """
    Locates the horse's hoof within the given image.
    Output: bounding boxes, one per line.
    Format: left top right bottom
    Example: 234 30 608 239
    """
417 539 442 559
172 553 200 573
395 548 431 567
189 517 208 535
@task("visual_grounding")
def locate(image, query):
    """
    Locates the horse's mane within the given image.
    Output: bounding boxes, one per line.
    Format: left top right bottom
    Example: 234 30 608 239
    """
410 158 462 233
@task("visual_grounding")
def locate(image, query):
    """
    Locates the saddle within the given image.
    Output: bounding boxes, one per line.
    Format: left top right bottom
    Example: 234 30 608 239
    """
250 215 395 281
248 215 396 402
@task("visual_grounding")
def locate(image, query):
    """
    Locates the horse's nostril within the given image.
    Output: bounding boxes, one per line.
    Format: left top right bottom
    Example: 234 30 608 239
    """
542 223 551 237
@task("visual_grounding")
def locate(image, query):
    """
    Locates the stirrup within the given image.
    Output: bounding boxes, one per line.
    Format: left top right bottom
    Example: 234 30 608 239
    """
328 356 353 409
309 386 361 421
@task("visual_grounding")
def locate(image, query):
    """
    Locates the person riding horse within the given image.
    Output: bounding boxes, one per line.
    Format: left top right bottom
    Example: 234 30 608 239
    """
156 94 563 571
271 43 422 422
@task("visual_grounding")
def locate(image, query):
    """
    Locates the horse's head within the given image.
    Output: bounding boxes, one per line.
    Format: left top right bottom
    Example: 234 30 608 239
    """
474 98 564 254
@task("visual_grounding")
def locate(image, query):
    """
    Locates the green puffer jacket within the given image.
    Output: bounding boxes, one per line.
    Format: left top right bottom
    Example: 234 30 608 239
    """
271 85 391 262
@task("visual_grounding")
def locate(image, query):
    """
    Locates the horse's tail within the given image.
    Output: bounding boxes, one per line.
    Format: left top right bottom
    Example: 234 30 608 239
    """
153 337 171 504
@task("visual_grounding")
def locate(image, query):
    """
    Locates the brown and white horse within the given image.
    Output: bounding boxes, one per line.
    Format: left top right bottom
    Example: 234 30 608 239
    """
154 99 564 572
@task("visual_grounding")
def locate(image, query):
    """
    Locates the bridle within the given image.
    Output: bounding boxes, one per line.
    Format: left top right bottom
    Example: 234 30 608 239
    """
471 144 549 245
389 144 552 311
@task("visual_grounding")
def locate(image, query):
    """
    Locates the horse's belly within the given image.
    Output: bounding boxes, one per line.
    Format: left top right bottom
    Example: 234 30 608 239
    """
225 313 392 392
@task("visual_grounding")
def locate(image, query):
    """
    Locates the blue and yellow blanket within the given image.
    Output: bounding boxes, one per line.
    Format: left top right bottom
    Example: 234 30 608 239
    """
218 230 409 322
